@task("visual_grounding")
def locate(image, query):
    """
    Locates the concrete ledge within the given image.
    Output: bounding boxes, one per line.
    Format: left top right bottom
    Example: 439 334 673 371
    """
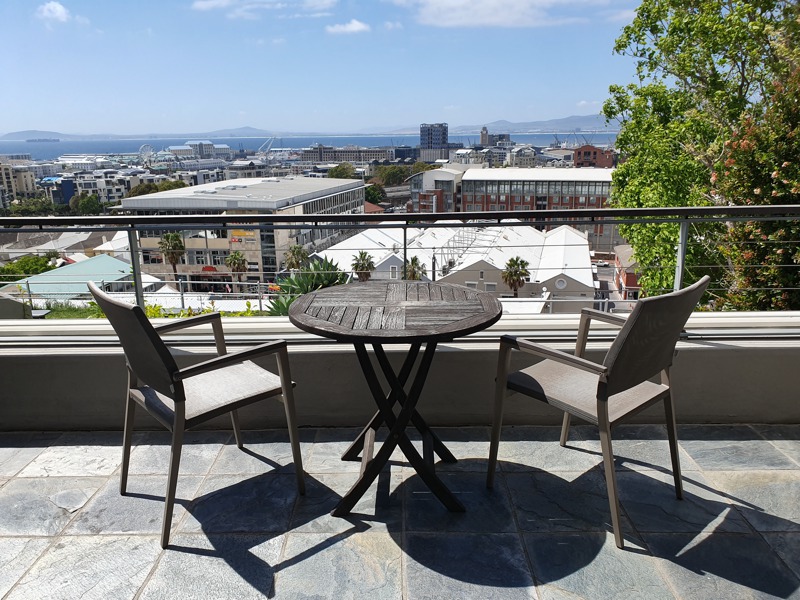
2 335 798 431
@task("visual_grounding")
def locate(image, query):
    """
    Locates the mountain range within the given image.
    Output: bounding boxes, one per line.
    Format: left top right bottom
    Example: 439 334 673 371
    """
1 115 615 141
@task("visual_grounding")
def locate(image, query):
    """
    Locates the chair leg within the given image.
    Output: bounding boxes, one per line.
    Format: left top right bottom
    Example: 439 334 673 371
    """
161 424 184 549
559 412 571 446
277 348 305 496
230 409 243 449
487 342 512 489
664 393 683 500
120 395 136 495
598 419 624 549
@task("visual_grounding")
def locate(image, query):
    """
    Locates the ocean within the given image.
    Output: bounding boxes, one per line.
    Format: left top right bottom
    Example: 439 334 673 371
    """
0 133 617 161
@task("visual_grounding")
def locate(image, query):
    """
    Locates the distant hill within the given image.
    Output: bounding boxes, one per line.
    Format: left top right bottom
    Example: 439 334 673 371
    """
1 115 616 141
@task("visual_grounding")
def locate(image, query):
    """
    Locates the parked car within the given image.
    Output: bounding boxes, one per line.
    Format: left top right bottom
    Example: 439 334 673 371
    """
596 260 609 267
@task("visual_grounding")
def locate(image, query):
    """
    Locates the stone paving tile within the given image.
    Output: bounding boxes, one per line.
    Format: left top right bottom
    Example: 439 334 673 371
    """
139 533 284 600
524 532 675 600
65 474 204 536
405 426 492 473
763 532 800 581
704 470 800 532
4 535 162 600
404 532 536 599
405 471 516 533
127 430 230 476
578 424 702 472
180 473 301 535
304 428 370 474
0 433 61 477
0 476 105 536
0 537 51 597
491 426 603 474
16 432 124 477
275 531 402 599
644 532 800 599
506 469 634 534
290 471 404 534
616 470 752 534
752 424 800 467
678 425 798 471
209 428 316 475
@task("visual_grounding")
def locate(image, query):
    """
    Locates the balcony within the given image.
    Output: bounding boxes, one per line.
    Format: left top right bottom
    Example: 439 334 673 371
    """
1 207 799 597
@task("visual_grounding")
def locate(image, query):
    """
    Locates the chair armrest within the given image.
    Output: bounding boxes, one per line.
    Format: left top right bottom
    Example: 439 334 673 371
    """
579 308 628 327
155 312 226 355
575 308 627 357
501 335 607 376
174 340 287 381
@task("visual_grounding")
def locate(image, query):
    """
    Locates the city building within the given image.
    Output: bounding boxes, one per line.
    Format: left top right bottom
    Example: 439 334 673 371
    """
480 126 511 147
614 244 641 300
573 144 617 168
0 163 37 206
300 145 392 163
120 176 366 284
420 123 449 149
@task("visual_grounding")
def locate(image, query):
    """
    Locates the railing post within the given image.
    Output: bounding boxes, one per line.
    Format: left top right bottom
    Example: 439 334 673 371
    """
403 225 408 280
674 219 689 291
127 226 145 308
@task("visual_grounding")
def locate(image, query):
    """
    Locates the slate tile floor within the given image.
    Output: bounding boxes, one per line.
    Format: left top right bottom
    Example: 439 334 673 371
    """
1 424 799 599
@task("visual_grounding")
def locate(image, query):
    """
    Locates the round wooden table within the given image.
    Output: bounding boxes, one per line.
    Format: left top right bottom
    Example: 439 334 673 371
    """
289 280 502 516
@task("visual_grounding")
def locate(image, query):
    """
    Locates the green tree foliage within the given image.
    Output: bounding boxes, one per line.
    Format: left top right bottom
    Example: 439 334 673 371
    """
411 162 436 175
404 256 426 280
127 183 159 197
157 232 185 281
283 244 309 271
225 250 248 289
327 163 357 179
9 196 67 216
364 183 386 205
501 256 530 297
375 165 410 187
77 194 102 215
267 258 346 315
351 250 375 282
157 180 187 192
714 66 800 309
604 0 797 296
0 255 55 282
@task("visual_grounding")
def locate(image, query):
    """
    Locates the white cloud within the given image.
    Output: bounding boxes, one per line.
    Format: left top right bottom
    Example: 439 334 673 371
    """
191 0 237 10
325 19 370 34
303 0 337 9
190 0 337 20
605 8 636 22
391 0 596 27
384 21 403 30
577 100 601 108
35 2 71 23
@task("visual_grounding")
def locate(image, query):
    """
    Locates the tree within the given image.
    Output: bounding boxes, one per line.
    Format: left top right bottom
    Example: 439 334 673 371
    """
158 232 185 282
351 250 375 282
411 161 436 175
364 183 386 206
0 255 56 282
603 0 797 296
127 183 158 197
77 194 102 215
225 250 248 291
501 256 530 297
404 256 426 281
283 244 308 271
157 180 188 192
375 165 410 187
327 163 357 179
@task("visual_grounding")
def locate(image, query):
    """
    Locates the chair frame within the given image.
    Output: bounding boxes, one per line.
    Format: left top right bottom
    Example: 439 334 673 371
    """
487 277 709 548
89 282 305 548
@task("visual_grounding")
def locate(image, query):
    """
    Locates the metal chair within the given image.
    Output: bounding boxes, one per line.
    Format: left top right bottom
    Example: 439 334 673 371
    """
487 276 710 548
88 282 305 548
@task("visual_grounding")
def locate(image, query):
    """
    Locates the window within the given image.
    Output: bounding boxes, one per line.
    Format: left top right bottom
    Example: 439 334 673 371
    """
465 281 478 289
479 270 484 280
485 282 497 292
390 266 398 279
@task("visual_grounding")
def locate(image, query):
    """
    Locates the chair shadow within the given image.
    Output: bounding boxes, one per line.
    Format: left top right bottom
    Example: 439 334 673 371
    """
394 455 799 597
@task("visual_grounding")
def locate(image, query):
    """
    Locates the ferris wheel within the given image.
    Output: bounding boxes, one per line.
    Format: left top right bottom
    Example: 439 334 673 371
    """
138 144 155 163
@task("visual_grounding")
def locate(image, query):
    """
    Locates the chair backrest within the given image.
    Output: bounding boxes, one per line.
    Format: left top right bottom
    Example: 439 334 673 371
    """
88 282 181 399
602 276 710 397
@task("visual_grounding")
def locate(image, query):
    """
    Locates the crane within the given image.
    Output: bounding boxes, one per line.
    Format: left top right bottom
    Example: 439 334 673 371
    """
256 137 275 158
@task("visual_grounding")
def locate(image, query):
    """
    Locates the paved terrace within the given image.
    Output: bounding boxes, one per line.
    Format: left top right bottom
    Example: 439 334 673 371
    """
1 424 799 599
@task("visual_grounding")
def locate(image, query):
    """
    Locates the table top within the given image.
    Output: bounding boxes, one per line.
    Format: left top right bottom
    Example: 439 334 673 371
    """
288 280 502 344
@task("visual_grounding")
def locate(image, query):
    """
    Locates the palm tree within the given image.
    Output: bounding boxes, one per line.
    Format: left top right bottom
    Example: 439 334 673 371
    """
351 250 375 282
284 244 308 271
404 256 426 281
502 256 530 297
158 232 185 282
225 250 247 291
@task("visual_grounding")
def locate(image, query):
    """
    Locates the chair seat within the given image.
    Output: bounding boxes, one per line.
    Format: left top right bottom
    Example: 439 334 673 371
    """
506 360 670 426
130 360 284 429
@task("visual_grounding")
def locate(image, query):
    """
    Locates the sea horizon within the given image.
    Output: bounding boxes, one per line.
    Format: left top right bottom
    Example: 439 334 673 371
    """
0 132 618 162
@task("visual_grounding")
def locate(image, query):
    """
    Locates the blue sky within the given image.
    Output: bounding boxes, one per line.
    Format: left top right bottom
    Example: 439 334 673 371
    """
2 0 640 135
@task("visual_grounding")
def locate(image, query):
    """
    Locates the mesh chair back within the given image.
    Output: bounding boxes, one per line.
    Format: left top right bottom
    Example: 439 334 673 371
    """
88 282 181 400
602 276 710 397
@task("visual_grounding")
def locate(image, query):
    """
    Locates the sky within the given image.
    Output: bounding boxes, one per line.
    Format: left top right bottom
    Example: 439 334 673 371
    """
2 0 640 135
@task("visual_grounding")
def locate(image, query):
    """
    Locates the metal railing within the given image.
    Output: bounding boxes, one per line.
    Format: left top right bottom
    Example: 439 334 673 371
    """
1 204 798 315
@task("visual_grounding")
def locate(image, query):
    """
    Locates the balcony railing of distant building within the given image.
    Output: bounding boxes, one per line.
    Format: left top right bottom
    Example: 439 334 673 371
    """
1 204 798 315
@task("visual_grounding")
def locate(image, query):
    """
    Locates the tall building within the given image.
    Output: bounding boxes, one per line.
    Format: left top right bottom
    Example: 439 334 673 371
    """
420 123 448 149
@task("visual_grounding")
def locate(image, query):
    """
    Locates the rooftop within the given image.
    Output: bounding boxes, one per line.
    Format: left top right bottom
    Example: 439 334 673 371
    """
1 424 798 598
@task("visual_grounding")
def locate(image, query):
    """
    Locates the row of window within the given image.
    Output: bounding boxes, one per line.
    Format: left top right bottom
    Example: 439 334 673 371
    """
462 180 611 195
